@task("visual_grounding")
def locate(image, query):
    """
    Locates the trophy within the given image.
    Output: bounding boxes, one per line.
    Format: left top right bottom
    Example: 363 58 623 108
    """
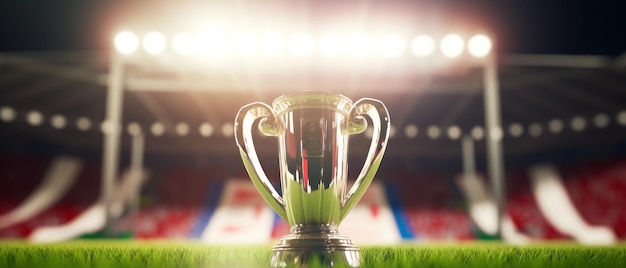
234 92 390 267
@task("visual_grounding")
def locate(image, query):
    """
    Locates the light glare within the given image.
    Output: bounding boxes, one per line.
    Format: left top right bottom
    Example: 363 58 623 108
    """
0 106 16 122
114 31 139 55
76 117 92 131
199 123 214 137
143 31 167 55
289 33 315 57
198 28 230 57
348 34 375 58
411 35 435 57
50 114 67 129
261 32 286 56
233 33 257 55
377 34 406 58
440 34 464 58
172 32 197 56
319 34 345 57
468 34 492 58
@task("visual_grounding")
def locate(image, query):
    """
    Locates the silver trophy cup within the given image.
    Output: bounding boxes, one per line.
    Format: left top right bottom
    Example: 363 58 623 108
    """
235 92 390 267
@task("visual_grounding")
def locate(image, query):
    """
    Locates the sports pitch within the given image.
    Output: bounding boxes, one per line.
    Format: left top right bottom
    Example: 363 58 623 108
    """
1 240 625 268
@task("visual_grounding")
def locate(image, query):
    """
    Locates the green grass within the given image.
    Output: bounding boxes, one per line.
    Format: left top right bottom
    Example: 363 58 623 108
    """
0 240 625 268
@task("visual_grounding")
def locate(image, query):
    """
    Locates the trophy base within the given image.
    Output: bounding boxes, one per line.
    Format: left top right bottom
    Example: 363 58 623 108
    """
270 225 360 268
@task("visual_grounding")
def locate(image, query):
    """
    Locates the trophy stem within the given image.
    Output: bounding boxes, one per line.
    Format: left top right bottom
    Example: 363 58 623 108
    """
271 224 361 267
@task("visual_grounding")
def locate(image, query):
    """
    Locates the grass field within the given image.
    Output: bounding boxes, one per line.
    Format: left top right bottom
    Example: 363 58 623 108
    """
1 240 625 268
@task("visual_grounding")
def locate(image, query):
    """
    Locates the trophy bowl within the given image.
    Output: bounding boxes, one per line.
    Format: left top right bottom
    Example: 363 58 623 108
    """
235 92 390 267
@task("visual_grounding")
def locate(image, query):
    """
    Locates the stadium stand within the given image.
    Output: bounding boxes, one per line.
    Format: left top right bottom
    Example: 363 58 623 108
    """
29 167 149 243
0 156 82 229
1 151 625 243
529 164 617 245
456 174 530 244
560 158 626 239
387 171 474 241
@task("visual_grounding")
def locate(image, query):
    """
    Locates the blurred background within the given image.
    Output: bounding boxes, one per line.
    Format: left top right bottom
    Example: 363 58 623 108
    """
0 0 625 244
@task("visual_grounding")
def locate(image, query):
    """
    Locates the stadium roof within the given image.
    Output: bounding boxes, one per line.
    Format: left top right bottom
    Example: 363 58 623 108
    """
1 0 625 168
0 51 625 165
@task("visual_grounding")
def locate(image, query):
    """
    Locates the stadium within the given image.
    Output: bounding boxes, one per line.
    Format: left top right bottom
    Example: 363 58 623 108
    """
1 0 625 267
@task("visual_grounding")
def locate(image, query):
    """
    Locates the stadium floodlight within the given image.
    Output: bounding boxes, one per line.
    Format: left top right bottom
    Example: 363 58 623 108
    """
198 28 230 57
0 106 16 122
427 125 441 139
233 32 257 56
618 110 626 126
76 117 92 131
468 34 492 58
114 31 140 55
127 122 142 136
151 122 165 136
199 122 214 137
528 123 543 137
172 32 197 56
548 119 564 134
27 110 44 126
289 33 315 57
176 122 190 136
50 114 67 129
593 113 610 129
348 33 375 58
440 34 464 58
571 116 586 132
404 124 418 138
411 35 436 57
447 125 462 140
261 32 286 56
319 34 345 57
377 34 406 58
143 31 167 55
471 126 485 140
221 123 234 137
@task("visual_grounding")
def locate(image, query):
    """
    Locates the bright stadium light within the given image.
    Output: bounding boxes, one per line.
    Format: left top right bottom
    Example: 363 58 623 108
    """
377 34 406 58
143 31 167 55
76 117 92 131
468 34 492 58
151 122 165 136
289 33 315 57
199 122 214 137
447 125 462 140
233 32 257 55
593 113 610 128
319 34 345 57
427 125 441 139
50 114 67 129
261 32 286 56
571 116 586 132
411 35 436 57
114 31 139 55
348 33 375 58
471 126 485 140
618 110 626 126
127 122 142 136
404 124 418 138
198 28 230 57
0 106 16 122
529 123 543 137
172 32 197 56
548 118 564 134
27 110 44 126
221 123 234 137
440 34 464 58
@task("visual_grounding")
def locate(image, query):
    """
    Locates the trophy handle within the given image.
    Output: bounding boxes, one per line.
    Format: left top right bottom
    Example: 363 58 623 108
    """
340 98 390 221
234 102 288 220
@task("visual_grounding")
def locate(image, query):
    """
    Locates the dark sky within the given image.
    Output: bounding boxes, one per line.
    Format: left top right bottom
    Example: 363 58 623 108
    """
0 0 624 56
